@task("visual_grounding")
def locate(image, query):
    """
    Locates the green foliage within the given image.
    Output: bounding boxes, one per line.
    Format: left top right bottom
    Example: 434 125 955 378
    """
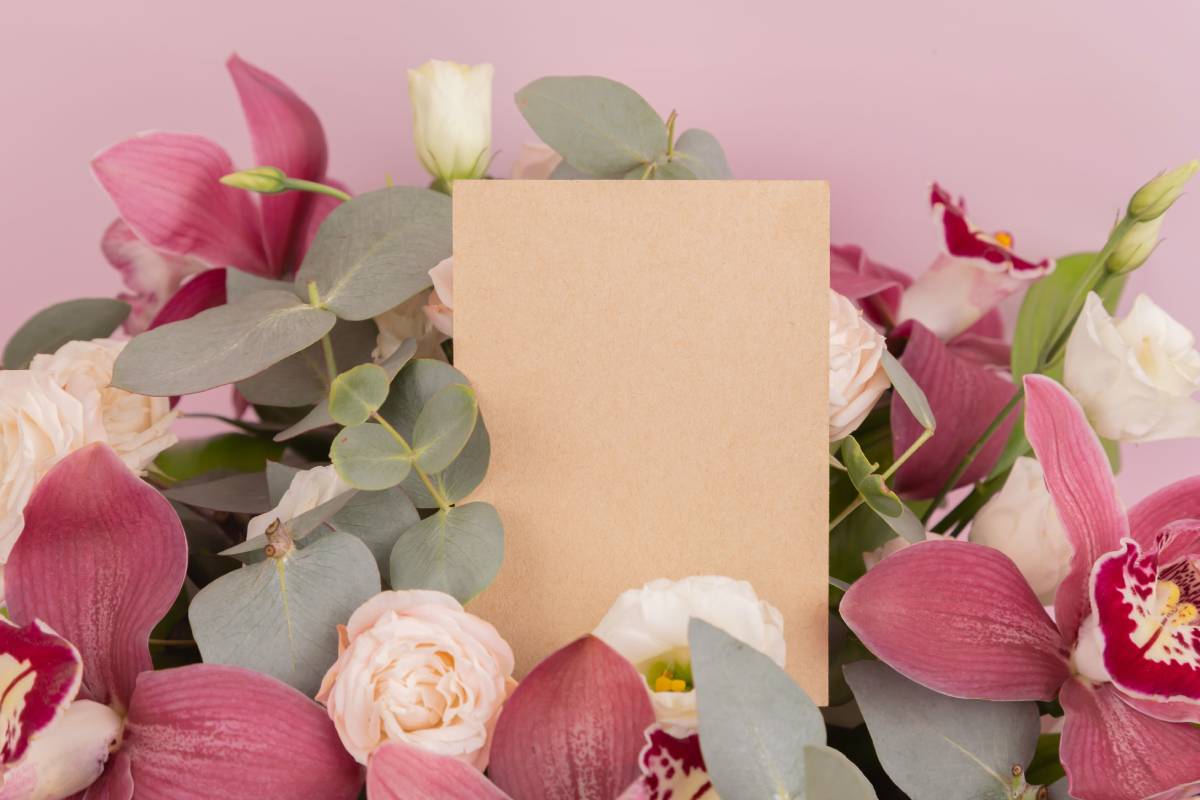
411 383 479 473
3 298 129 369
840 436 925 542
329 363 391 427
881 352 934 431
331 423 413 490
238 318 377 408
154 434 284 483
388 502 503 603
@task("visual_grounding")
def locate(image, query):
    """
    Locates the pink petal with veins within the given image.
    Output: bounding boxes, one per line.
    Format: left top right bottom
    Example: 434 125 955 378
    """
146 268 228 330
100 219 205 335
829 243 911 328
1128 476 1200 550
366 742 509 800
0 619 81 767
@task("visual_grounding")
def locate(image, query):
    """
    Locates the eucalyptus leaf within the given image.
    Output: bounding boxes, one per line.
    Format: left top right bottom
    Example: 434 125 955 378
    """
648 161 697 180
691 619 824 800
844 661 1040 800
189 531 380 695
388 502 503 603
1048 778 1076 799
112 290 336 396
804 745 878 800
237 318 377 408
331 423 412 490
4 298 130 369
515 76 667 177
265 461 301 506
334 487 420 580
162 472 271 514
226 271 297 300
882 352 935 431
548 160 595 180
329 363 390 426
671 128 733 179
840 436 926 543
297 187 451 321
412 383 478 473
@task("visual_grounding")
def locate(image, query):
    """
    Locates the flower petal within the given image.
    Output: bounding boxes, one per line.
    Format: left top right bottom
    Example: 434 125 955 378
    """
839 540 1069 700
890 321 1020 497
101 219 206 335
228 55 328 273
930 184 1053 277
829 243 910 327
635 724 713 800
5 444 186 709
1059 679 1200 800
146 268 228 330
123 664 362 799
1128 476 1200 549
488 636 655 800
91 132 268 274
1 699 123 800
81 749 134 800
1024 375 1129 645
0 619 81 767
366 742 509 800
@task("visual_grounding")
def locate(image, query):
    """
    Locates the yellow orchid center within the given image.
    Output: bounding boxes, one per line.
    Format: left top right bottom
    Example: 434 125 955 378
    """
1159 580 1199 627
993 231 1014 249
642 652 693 693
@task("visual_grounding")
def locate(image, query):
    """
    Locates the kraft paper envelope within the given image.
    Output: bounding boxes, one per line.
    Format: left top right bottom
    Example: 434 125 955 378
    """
454 180 829 703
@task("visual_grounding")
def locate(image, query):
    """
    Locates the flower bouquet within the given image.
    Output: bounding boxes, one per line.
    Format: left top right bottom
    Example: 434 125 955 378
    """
1 53 1198 800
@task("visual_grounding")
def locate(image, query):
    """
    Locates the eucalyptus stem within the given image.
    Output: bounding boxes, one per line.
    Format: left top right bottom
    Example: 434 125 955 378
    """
665 110 678 158
307 281 338 382
829 424 934 533
370 411 451 512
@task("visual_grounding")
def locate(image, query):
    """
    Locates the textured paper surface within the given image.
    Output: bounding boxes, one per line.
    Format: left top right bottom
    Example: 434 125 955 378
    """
454 180 829 703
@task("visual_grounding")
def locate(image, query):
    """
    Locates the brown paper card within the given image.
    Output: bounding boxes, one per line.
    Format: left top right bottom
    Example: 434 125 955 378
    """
454 180 829 703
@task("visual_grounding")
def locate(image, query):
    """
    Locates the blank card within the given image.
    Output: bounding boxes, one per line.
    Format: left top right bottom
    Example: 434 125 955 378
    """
454 180 829 703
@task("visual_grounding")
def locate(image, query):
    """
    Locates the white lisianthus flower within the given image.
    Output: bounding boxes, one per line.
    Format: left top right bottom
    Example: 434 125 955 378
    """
969 457 1073 605
317 590 515 768
408 60 493 188
593 575 785 727
1063 292 1200 442
830 289 890 441
247 465 350 541
29 338 176 471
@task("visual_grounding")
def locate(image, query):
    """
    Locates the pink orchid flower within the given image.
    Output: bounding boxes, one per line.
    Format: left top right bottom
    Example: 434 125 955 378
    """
92 55 347 333
365 635 713 800
0 444 362 799
842 374 1200 800
0 620 81 769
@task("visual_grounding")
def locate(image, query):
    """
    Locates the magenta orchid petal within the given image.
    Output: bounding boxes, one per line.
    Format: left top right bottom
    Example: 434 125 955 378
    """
101 219 205 334
1128 476 1200 549
366 742 510 800
123 664 362 799
829 243 911 327
1023 375 1129 644
227 55 328 273
1059 679 1200 800
890 321 1020 497
488 636 656 800
91 132 269 275
5 444 186 709
0 619 82 767
636 724 713 800
1117 692 1200 725
840 540 1069 700
146 268 228 330
301 177 351 255
944 331 1011 369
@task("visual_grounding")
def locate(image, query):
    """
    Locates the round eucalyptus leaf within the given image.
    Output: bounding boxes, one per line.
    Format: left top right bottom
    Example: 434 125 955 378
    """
650 160 698 180
237 318 377 408
671 129 733 179
162 472 271 514
330 363 391 427
4 298 130 369
331 423 412 490
331 487 420 579
388 501 503 603
412 383 478 474
804 745 878 800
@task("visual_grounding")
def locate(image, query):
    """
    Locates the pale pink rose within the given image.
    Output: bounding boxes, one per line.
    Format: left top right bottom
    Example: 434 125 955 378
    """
423 257 454 337
829 289 890 441
510 142 562 180
317 590 515 769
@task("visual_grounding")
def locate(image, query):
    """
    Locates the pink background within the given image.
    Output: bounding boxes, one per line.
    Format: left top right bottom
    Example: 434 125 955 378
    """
3 0 1198 502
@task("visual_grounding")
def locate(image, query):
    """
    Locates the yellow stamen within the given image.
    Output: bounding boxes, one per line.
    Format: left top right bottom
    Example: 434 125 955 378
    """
653 671 687 693
993 231 1014 249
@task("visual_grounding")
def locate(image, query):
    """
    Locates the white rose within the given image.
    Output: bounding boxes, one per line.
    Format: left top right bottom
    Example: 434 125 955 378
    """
830 289 890 441
407 60 493 187
247 465 349 541
593 575 786 727
29 338 176 471
316 590 515 767
1063 292 1200 442
968 457 1073 605
0 371 94 560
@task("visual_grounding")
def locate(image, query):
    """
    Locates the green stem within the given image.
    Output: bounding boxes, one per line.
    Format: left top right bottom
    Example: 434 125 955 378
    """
284 178 352 203
149 638 196 648
665 110 679 159
370 411 451 512
306 281 337 382
829 497 863 531
830 424 934 532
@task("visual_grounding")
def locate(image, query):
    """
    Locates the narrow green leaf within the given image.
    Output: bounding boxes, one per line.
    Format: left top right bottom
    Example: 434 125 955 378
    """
412 384 478 474
1011 253 1098 380
162 472 271 514
840 437 901 517
882 352 935 431
297 187 451 321
154 434 284 483
515 76 668 177
331 423 412 490
329 363 390 426
671 128 733 179
4 298 130 369
388 501 504 602
113 290 336 396
804 745 878 800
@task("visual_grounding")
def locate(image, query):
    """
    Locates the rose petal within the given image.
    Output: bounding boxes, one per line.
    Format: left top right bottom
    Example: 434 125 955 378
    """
890 321 1020 497
366 742 510 800
1024 375 1129 645
101 219 206 335
1128 476 1200 549
123 664 362 799
488 636 655 800
228 55 328 273
5 444 186 709
1060 679 1200 800
839 540 1069 700
147 268 228 330
91 132 268 274
0 619 82 767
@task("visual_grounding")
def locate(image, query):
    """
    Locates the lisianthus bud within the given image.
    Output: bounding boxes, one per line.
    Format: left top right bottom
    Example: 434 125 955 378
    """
407 60 493 189
1106 216 1163 275
1128 160 1199 221
219 166 288 194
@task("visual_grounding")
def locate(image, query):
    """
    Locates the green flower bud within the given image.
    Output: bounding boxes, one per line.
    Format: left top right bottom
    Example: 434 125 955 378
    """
219 166 288 194
1128 160 1199 221
1106 217 1164 275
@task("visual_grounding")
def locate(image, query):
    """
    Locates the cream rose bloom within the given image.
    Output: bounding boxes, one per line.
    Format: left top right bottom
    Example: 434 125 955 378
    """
246 465 349 541
593 575 785 727
1064 292 1200 443
830 289 890 441
30 338 176 470
969 456 1073 605
407 60 493 187
317 590 515 768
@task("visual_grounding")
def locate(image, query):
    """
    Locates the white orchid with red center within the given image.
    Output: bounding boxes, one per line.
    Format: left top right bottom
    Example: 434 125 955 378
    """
842 375 1200 800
